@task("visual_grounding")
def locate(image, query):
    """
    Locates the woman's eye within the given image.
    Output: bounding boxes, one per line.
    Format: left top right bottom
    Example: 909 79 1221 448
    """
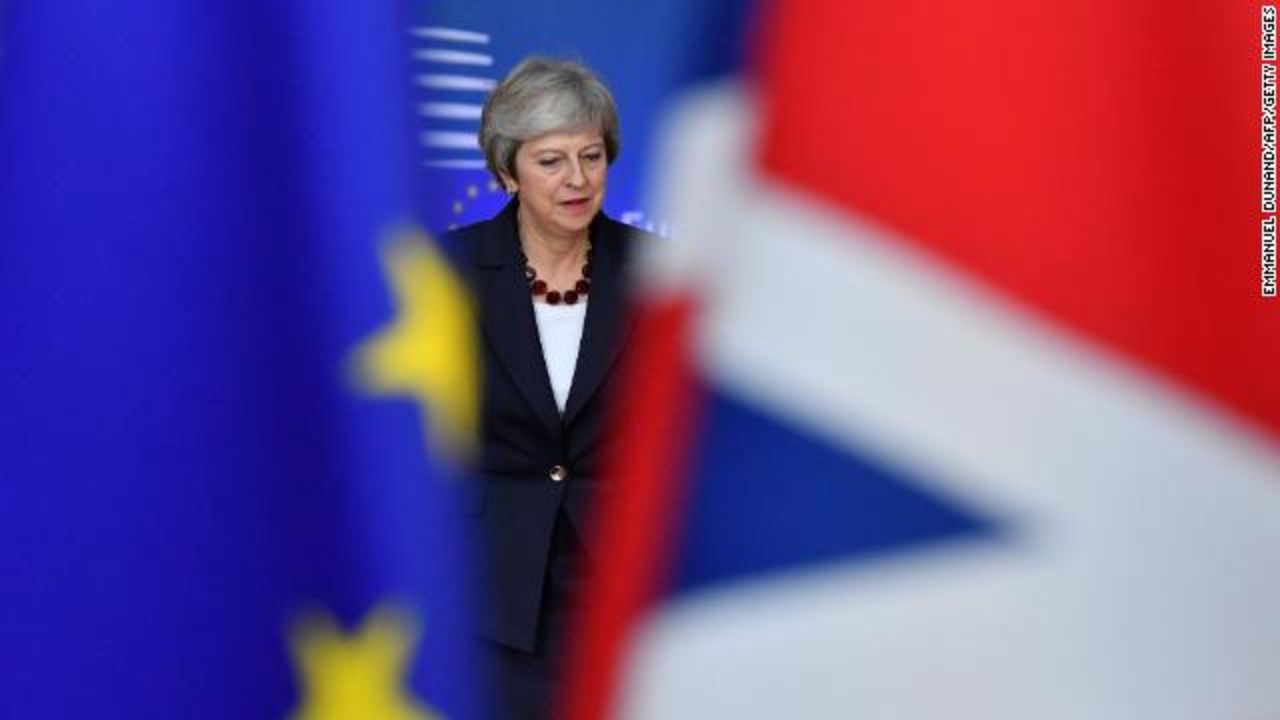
538 158 560 168
583 153 603 162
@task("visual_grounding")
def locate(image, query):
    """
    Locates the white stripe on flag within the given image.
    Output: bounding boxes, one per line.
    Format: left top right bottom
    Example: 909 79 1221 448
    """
412 48 494 66
415 74 496 92
422 159 487 170
417 102 484 120
419 131 478 150
407 26 490 44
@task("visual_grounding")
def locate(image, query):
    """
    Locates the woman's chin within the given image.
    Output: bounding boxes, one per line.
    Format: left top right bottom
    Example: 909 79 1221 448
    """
553 211 596 235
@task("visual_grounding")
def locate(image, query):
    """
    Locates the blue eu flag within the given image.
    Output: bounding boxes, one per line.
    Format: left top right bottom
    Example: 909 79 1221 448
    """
0 2 482 718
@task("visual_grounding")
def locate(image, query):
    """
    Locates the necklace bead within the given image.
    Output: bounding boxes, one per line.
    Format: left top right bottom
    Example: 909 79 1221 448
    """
520 244 592 305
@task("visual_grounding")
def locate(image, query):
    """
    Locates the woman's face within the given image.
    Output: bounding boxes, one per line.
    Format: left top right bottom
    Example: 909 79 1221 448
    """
505 128 607 241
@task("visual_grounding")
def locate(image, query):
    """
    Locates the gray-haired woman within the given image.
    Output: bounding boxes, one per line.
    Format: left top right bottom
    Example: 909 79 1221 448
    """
449 57 653 719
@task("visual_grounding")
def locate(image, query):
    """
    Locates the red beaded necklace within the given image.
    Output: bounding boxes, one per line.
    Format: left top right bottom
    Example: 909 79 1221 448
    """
520 243 592 305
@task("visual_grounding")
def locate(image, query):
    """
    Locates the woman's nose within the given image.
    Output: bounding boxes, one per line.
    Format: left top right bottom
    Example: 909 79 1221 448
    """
565 159 587 188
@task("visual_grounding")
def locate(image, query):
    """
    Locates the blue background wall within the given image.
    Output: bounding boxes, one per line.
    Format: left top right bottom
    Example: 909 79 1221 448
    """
413 0 754 235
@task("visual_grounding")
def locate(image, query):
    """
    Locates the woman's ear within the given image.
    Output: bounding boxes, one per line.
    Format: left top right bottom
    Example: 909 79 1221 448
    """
497 170 518 195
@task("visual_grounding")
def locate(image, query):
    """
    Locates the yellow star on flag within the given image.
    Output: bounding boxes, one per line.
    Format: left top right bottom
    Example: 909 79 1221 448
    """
287 605 440 720
353 227 477 457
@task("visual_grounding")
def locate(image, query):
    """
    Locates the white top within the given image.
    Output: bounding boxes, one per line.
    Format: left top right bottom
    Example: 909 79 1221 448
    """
532 299 588 414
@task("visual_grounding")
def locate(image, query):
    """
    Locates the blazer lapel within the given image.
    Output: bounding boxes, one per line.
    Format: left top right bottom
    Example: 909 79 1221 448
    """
474 202 563 441
563 217 631 428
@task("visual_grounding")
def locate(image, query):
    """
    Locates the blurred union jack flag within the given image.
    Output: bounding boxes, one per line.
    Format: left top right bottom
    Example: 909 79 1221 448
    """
564 2 1280 719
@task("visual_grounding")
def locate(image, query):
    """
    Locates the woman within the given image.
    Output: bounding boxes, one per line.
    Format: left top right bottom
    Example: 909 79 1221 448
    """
450 57 650 719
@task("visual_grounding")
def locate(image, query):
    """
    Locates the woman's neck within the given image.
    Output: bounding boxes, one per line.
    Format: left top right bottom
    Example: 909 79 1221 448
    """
517 207 590 282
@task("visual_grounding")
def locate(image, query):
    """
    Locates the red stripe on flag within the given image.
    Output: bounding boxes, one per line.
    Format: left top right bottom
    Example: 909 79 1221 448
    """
757 1 1280 436
560 297 704 720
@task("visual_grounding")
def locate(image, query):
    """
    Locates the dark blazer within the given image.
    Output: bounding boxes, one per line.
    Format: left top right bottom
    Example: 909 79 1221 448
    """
449 200 645 652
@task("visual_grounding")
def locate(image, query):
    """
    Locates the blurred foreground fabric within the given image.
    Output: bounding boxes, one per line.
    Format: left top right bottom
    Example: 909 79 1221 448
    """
0 3 482 718
566 2 1280 719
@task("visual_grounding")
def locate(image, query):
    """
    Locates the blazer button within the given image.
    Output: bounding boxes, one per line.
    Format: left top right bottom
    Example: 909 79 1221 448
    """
549 464 569 482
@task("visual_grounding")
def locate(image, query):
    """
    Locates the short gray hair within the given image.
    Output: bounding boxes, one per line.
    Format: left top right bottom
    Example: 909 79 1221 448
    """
479 57 620 183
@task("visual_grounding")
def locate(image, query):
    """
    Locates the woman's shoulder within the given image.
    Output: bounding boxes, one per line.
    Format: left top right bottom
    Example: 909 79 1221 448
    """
440 212 502 245
595 214 661 261
439 211 514 268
